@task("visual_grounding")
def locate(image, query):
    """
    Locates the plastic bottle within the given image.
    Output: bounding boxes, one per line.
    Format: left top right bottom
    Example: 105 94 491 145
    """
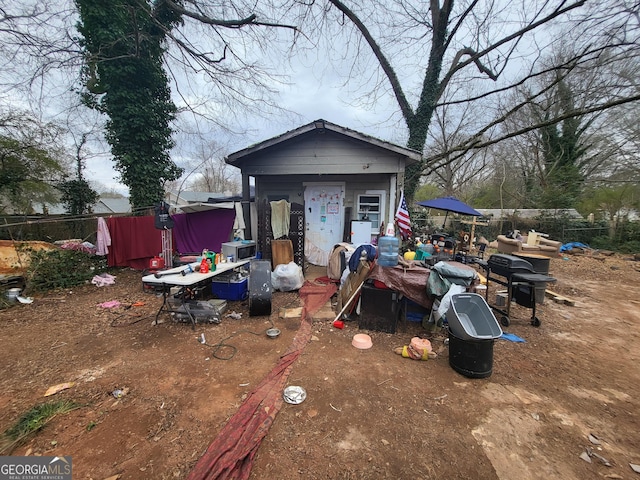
181 264 194 276
200 258 210 274
377 224 400 267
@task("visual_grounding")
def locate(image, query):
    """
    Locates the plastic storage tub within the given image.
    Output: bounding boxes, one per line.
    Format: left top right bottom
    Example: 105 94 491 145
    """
401 298 430 323
447 293 502 340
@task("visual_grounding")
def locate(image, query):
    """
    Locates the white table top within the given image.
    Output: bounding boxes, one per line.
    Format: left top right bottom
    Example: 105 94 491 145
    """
142 259 251 287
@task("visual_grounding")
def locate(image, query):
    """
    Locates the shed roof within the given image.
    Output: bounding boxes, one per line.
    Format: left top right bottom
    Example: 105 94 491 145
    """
226 119 422 165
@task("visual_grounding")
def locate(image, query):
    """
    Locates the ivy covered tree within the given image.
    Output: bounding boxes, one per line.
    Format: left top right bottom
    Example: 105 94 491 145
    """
75 0 184 213
287 0 639 204
536 79 588 208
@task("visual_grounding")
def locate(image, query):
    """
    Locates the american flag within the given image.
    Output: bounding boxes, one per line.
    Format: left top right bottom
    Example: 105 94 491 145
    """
395 191 412 239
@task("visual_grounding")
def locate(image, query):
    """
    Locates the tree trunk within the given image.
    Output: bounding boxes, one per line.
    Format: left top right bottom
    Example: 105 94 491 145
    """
403 1 452 202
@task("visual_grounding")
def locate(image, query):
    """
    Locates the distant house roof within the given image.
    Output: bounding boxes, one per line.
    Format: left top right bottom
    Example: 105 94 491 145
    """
478 208 583 220
165 190 229 207
178 191 227 203
94 197 131 214
208 185 255 203
164 189 250 213
226 118 422 166
37 203 67 215
31 196 131 215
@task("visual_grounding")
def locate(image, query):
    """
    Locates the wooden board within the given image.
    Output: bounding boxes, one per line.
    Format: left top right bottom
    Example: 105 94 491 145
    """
279 307 303 318
0 240 58 275
271 239 294 269
545 289 576 306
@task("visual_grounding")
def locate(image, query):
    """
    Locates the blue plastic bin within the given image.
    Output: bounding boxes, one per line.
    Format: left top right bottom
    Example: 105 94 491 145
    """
211 276 248 301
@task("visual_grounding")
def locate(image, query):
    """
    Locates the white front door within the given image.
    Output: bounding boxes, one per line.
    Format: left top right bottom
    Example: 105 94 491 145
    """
303 183 345 266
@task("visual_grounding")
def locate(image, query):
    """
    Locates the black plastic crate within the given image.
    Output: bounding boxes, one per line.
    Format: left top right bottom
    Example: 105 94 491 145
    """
358 282 399 333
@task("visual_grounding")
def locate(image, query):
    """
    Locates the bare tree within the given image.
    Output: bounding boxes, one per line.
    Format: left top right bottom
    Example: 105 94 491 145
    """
176 135 241 194
491 45 640 207
287 0 640 200
425 86 492 196
1 1 301 209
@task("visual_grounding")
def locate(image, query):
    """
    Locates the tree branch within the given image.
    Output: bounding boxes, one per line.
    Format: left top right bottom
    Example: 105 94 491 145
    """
163 0 298 32
449 46 497 80
439 0 587 93
327 0 414 123
423 93 640 174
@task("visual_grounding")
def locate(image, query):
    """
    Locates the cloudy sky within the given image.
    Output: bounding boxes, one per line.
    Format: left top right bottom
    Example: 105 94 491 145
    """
75 3 424 196
78 36 410 196
6 1 612 197
81 77 402 196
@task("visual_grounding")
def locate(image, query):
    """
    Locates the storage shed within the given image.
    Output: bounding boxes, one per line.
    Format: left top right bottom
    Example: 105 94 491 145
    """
225 119 421 267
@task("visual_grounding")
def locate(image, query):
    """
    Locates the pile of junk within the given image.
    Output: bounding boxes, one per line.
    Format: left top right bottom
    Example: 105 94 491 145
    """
327 232 505 379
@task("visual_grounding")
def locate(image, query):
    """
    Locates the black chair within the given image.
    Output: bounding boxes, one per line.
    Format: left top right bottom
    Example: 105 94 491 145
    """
457 243 487 265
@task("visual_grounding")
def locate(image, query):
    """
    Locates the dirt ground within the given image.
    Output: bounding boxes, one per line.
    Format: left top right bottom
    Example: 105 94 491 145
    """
1 250 640 480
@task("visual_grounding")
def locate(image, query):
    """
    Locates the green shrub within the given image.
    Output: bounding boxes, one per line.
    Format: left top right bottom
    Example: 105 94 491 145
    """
619 241 640 254
25 249 108 292
588 236 610 250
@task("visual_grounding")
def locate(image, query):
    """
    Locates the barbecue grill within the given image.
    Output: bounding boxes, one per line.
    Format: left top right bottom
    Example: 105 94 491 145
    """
479 253 556 327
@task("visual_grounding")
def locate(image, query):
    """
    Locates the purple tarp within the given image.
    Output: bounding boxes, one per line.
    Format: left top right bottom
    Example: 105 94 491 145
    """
172 208 236 254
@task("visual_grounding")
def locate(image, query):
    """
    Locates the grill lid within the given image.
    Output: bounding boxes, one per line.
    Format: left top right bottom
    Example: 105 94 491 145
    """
488 254 535 273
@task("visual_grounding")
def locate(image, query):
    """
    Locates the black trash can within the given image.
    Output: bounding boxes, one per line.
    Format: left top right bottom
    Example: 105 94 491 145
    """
248 260 272 316
448 328 495 379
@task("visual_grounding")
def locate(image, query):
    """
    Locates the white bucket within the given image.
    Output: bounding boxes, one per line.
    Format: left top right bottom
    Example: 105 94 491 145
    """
5 288 22 303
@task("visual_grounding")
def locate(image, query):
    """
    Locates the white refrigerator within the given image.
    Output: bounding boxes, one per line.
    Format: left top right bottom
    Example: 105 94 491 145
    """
350 221 372 244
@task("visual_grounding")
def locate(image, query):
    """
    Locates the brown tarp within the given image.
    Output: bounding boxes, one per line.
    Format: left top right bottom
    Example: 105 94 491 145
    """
367 263 433 308
186 281 337 480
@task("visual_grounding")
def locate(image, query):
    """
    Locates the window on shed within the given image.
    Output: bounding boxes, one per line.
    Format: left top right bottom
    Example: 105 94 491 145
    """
356 191 385 232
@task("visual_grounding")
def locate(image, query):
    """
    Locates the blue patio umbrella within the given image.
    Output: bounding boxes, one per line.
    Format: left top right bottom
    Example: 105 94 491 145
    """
416 196 482 228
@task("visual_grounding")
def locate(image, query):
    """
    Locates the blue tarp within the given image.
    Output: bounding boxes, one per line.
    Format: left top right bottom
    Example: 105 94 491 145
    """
560 242 590 252
348 244 377 272
500 332 526 343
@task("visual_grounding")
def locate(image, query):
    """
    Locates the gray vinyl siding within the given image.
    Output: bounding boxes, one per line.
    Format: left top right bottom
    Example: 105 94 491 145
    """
236 134 407 176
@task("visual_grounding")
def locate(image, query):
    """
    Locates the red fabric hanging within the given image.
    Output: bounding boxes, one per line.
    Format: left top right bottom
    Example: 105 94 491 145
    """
106 216 164 270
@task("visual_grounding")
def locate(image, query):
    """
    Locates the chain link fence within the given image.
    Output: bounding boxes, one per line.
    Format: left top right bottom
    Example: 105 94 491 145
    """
412 208 638 252
0 216 102 243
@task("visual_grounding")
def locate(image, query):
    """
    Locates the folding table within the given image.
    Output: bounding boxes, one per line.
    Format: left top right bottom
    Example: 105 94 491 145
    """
142 259 251 328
